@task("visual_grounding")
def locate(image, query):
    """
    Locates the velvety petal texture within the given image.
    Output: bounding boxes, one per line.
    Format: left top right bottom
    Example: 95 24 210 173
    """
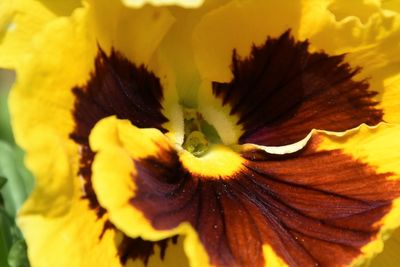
90 117 400 267
2 0 400 267
6 2 187 266
211 31 383 146
193 0 400 129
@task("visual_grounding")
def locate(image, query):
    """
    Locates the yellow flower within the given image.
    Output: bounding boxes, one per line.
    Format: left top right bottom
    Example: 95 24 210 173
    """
2 0 400 266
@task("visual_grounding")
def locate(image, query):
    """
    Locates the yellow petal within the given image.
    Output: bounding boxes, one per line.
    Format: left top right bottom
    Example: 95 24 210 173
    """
21 199 190 267
19 200 123 267
90 116 211 267
88 0 175 66
91 117 400 266
9 6 96 148
300 0 400 124
150 52 184 145
369 227 400 267
263 246 289 267
17 127 119 267
382 0 400 13
19 122 190 267
0 0 53 69
318 123 400 176
0 0 82 69
327 0 381 24
317 123 400 266
193 0 400 124
157 0 231 105
10 1 400 266
197 81 243 145
21 195 190 267
379 73 400 124
299 0 400 55
20 127 76 217
10 1 178 148
192 0 302 83
121 0 204 8
8 10 185 265
37 0 82 16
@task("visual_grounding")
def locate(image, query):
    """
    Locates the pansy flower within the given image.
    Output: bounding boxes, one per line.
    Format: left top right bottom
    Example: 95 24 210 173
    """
2 0 400 266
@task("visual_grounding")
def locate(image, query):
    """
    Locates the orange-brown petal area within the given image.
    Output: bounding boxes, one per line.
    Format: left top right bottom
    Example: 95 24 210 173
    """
130 137 400 267
70 47 172 264
212 30 383 146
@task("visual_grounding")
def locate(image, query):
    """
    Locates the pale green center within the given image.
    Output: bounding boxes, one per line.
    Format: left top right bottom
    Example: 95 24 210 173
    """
182 108 221 157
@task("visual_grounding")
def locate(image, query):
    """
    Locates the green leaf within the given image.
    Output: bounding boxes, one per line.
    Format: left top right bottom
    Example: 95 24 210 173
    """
13 148 34 196
0 207 30 267
0 69 16 145
0 70 31 267
8 239 29 267
0 142 34 217
0 176 6 189
0 208 13 267
0 229 10 267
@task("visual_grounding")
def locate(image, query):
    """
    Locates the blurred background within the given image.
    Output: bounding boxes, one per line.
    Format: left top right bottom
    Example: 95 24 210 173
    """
0 69 32 267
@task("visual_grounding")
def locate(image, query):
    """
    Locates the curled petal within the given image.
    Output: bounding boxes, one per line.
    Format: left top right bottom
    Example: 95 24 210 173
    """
91 116 400 267
91 117 210 267
8 4 185 266
194 0 400 133
6 1 400 266
300 0 400 125
9 7 96 147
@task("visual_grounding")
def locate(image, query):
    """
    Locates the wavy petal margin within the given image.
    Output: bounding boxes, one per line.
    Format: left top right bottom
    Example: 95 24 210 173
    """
0 0 81 69
90 116 400 267
91 120 210 267
203 30 383 147
5 0 400 266
16 95 187 267
193 0 400 128
7 2 183 267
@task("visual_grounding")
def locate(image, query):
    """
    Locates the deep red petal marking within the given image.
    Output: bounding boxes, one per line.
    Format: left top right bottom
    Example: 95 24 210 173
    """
69 30 388 266
131 138 400 267
212 30 383 146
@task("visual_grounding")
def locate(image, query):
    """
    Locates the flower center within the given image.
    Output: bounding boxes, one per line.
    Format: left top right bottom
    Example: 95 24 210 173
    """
179 108 244 177
182 108 221 157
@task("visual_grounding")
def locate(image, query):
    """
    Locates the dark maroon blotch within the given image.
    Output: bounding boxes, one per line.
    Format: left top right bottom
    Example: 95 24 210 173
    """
70 47 170 264
212 30 383 146
118 235 179 265
71 47 168 211
71 47 167 143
